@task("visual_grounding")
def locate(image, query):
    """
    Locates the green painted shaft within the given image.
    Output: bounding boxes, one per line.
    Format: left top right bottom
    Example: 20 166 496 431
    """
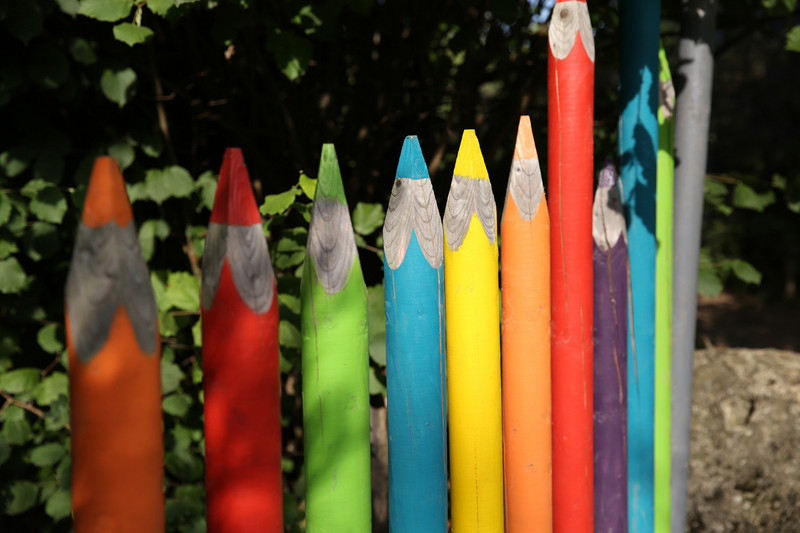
654 43 675 533
301 144 371 532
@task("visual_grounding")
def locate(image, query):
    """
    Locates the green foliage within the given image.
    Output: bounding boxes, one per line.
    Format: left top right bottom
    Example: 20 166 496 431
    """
786 25 800 52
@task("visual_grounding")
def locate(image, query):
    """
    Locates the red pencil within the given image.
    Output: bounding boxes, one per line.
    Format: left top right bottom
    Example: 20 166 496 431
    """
548 1 595 532
201 148 283 532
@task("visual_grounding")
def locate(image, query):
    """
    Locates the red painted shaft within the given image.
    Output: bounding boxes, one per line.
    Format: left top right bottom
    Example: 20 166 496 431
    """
202 148 283 532
548 1 595 532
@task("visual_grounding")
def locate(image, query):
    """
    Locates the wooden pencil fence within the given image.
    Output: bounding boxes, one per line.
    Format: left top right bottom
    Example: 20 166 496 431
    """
63 3 696 531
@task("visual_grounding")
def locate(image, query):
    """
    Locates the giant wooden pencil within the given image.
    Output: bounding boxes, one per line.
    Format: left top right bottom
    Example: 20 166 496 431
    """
500 116 551 532
654 44 676 533
202 148 282 533
620 2 659 531
592 161 629 533
383 136 447 533
301 144 371 532
65 156 164 533
548 2 595 531
672 3 718 531
443 130 503 532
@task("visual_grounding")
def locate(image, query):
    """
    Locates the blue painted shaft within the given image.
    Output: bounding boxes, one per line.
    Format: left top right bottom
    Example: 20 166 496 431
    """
384 137 447 533
619 3 660 532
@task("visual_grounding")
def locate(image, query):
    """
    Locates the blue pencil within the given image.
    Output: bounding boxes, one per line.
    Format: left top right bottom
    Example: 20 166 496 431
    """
383 136 447 533
619 3 660 532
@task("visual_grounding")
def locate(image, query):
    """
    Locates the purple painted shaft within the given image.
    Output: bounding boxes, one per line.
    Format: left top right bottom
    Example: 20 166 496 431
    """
593 237 629 533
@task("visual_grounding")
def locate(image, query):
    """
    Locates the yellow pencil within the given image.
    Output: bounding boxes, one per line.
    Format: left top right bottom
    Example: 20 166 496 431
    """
444 130 504 532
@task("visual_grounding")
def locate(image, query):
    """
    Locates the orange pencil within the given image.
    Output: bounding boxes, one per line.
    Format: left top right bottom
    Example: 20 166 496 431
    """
501 116 551 532
65 157 164 533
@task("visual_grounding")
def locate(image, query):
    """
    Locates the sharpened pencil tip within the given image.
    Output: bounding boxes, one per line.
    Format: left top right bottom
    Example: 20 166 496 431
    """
315 144 347 203
81 156 133 228
210 148 261 226
453 130 489 181
396 136 429 181
514 116 539 161
598 158 617 189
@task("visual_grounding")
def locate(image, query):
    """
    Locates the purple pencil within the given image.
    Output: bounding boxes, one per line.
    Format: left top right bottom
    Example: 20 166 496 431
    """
592 161 628 533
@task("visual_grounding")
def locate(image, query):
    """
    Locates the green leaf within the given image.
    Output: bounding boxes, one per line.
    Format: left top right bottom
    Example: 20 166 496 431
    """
192 317 202 347
108 140 136 170
732 183 776 212
0 148 34 177
0 240 18 260
268 31 313 81
29 442 66 467
145 166 195 204
45 489 71 521
299 172 317 199
0 193 11 225
45 396 70 431
113 22 154 46
139 219 170 261
161 359 183 395
367 284 386 365
147 0 175 16
55 0 80 16
786 25 800 52
260 188 300 215
3 417 32 445
697 264 723 298
0 368 40 394
151 272 171 311
100 68 137 108
28 186 67 224
69 38 97 64
4 481 39 515
37 324 64 354
165 271 200 311
278 293 301 314
352 202 385 235
279 320 302 349
24 222 60 261
730 259 762 285
369 366 386 396
33 373 68 406
78 0 133 22
195 170 217 212
163 393 193 417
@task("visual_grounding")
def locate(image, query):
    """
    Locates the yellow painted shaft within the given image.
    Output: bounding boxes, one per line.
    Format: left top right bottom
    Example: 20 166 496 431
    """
444 131 504 532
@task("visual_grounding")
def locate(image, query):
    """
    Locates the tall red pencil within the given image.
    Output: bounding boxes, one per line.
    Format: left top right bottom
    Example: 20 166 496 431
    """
201 148 283 532
548 1 595 532
65 157 164 533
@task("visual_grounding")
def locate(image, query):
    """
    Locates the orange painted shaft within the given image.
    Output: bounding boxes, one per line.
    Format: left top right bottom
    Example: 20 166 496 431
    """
501 117 552 532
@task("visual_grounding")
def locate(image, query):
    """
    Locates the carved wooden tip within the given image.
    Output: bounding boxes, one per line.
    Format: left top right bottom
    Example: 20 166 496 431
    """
395 136 430 181
453 130 489 181
81 156 133 228
315 144 347 203
513 116 538 162
592 161 626 251
210 148 261 226
548 1 595 63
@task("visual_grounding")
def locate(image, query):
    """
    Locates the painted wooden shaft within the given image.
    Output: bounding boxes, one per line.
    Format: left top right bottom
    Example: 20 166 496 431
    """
500 116 551 532
443 130 503 532
619 2 659 531
383 136 447 533
65 156 164 533
592 162 629 533
655 44 676 533
547 2 595 531
202 148 282 533
301 144 371 533
672 3 718 532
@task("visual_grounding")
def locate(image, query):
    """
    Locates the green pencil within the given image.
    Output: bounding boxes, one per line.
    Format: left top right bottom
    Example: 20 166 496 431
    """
301 144 371 532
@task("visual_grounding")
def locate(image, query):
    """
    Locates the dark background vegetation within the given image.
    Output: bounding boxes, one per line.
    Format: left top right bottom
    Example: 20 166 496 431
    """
0 0 798 530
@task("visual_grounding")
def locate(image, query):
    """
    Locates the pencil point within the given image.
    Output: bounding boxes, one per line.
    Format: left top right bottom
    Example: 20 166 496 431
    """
210 148 261 226
315 144 347 203
453 130 489 181
598 159 617 188
81 157 133 228
514 116 539 161
396 136 429 181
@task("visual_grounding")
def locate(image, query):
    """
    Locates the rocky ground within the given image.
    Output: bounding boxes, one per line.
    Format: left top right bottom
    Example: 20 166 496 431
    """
688 294 800 532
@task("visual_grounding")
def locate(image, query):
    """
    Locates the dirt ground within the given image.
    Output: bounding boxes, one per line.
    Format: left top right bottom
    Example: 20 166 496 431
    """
687 293 800 532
